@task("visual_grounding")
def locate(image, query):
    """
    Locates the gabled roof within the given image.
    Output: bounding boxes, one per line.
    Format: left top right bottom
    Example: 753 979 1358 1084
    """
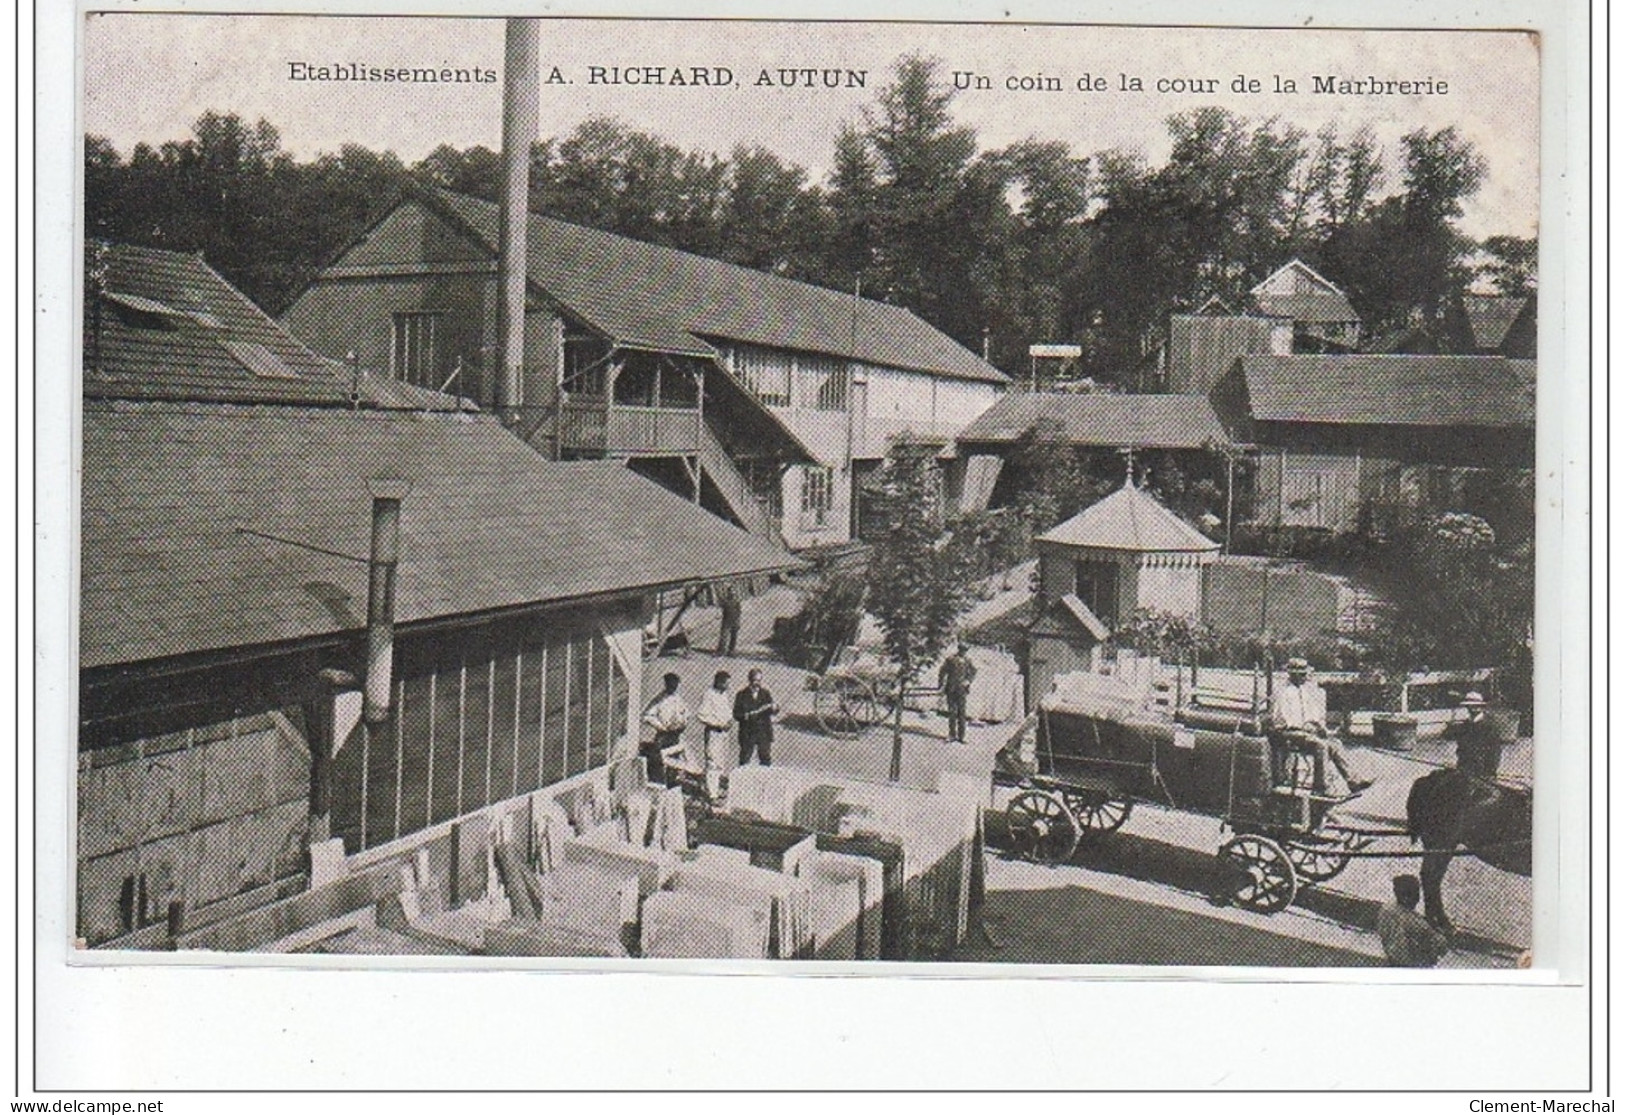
415 187 1010 385
1462 294 1532 352
1058 594 1111 640
1035 483 1219 554
81 400 798 670
1237 355 1536 428
85 242 472 411
955 392 1234 450
1249 259 1360 325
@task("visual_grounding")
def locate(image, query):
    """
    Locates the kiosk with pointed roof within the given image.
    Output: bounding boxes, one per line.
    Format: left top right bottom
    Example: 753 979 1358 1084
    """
1025 480 1220 706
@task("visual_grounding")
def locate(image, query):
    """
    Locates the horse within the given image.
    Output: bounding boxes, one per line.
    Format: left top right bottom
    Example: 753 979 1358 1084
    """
1405 767 1532 932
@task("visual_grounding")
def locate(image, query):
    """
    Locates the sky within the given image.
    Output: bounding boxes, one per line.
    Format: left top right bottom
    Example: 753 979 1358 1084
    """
82 14 1541 239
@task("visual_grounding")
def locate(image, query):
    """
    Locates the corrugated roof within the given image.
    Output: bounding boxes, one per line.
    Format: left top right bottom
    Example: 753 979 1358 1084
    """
1239 355 1536 427
420 187 1010 385
1035 483 1219 553
85 242 473 411
81 400 799 669
956 392 1234 449
1462 295 1531 352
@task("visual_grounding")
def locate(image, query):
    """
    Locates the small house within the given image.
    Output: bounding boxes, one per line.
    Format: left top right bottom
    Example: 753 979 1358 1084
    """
1247 259 1363 351
1025 483 1220 705
1213 354 1536 533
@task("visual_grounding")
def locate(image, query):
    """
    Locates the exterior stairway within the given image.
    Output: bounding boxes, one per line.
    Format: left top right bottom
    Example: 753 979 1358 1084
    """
695 420 779 542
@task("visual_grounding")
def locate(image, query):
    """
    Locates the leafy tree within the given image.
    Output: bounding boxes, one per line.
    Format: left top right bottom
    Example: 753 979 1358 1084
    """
1005 419 1111 532
1326 127 1485 332
532 116 727 255
716 145 832 277
1368 512 1533 683
865 441 979 683
1112 607 1216 663
1478 234 1538 296
416 143 503 198
832 56 1012 354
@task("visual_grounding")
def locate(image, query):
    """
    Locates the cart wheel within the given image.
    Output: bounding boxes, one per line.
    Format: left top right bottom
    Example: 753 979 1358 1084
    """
1219 834 1299 913
1060 790 1132 841
815 677 879 738
1006 791 1080 864
1287 832 1353 883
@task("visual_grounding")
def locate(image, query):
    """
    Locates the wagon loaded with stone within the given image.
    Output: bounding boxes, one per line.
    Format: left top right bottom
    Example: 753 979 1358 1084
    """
995 674 1367 914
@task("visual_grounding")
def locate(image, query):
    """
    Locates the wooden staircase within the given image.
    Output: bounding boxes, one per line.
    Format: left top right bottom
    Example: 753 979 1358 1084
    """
694 420 779 542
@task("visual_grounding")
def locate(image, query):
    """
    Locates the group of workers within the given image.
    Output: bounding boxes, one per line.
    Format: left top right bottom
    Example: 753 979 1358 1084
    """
641 667 779 805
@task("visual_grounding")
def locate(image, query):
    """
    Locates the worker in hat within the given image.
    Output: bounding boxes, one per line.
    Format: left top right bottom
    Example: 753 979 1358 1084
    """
1444 691 1502 780
1270 657 1371 795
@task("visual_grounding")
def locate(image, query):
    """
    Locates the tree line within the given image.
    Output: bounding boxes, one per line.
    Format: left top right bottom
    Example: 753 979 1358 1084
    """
85 55 1534 382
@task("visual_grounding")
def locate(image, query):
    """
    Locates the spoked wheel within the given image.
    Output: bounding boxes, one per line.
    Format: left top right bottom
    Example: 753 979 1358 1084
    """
815 676 880 738
1287 831 1355 883
1059 789 1133 842
1218 834 1299 914
1006 791 1081 864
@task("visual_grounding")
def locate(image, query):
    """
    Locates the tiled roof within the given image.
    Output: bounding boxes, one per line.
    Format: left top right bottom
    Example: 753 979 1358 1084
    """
81 401 798 669
1036 483 1219 553
955 392 1234 449
1462 295 1531 352
1238 355 1536 428
84 242 472 411
420 187 1010 385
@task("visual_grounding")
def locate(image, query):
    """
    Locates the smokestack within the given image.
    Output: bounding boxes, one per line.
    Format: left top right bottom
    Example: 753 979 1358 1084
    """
495 18 540 424
364 480 409 724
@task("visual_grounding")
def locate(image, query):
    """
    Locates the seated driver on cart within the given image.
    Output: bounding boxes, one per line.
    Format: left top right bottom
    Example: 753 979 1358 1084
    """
1269 658 1372 796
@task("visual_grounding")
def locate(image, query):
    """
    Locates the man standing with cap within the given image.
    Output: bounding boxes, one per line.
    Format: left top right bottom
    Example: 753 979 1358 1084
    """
1271 657 1371 794
1445 691 1501 780
939 642 977 743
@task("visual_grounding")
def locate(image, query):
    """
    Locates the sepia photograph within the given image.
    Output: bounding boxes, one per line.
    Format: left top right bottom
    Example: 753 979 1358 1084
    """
72 11 1546 976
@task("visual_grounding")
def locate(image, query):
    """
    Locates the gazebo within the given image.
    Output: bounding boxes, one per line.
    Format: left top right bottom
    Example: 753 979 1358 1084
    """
1024 481 1220 705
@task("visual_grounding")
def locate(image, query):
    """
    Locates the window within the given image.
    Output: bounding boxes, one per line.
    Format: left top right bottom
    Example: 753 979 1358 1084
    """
733 345 792 407
742 461 784 524
801 354 851 411
391 313 443 390
801 466 836 530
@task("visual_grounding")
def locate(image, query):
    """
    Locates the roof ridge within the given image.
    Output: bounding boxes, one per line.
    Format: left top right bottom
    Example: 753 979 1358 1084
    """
432 184 909 320
420 185 1008 382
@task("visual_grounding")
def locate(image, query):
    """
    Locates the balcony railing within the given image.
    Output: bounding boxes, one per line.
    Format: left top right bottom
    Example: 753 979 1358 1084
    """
557 397 703 456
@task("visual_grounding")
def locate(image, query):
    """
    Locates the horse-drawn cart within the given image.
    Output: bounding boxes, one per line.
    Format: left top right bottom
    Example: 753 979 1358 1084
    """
996 682 1369 913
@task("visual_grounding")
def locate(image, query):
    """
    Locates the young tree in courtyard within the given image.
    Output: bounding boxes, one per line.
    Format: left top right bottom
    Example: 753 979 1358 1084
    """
865 440 980 778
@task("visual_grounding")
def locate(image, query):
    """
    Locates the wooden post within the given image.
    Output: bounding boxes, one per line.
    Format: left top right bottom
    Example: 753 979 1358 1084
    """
1224 452 1235 554
889 684 905 784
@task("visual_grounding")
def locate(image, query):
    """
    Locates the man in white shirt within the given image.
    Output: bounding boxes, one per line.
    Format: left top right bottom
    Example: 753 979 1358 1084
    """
1270 658 1370 794
640 672 690 785
694 670 734 804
